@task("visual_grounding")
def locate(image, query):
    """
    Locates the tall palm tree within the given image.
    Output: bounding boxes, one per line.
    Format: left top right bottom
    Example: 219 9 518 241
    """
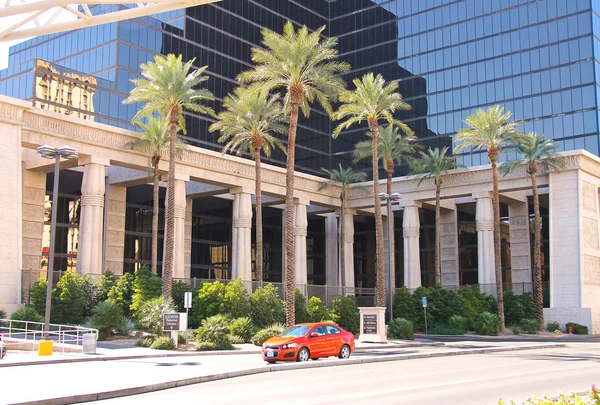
209 86 287 284
124 54 215 298
500 133 564 330
318 165 367 291
239 21 349 326
126 117 186 275
354 125 418 292
411 147 463 286
454 105 522 330
332 73 412 308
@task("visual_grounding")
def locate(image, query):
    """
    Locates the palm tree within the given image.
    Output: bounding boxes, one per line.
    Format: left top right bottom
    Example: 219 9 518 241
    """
318 165 367 291
411 147 463 286
500 133 564 330
454 105 522 330
123 54 215 299
332 73 412 308
126 117 186 275
239 21 349 326
209 86 287 284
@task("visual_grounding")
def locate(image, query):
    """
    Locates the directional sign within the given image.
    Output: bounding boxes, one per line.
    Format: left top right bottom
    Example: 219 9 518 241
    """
422 297 427 308
184 291 192 309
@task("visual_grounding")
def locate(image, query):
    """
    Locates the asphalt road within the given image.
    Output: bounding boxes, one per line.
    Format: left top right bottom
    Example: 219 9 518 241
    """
89 343 600 405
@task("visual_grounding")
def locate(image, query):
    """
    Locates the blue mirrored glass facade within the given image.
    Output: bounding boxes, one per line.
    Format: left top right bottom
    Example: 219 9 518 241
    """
1 0 599 176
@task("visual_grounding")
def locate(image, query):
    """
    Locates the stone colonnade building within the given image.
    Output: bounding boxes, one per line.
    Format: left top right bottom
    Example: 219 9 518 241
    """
1 94 599 333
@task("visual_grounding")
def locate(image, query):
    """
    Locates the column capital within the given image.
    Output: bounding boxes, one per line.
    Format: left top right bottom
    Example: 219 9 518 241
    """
398 200 422 208
78 156 110 166
161 172 190 182
472 191 493 199
230 186 253 195
294 198 310 206
335 208 357 215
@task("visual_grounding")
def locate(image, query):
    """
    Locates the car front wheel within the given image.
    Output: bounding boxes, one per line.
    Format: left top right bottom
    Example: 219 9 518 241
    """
338 344 351 359
297 347 310 362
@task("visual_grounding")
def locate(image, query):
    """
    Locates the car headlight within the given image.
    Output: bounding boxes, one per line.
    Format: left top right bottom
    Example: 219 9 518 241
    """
282 342 297 349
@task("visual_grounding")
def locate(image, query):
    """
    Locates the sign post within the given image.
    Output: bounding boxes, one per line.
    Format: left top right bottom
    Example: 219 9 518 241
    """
183 292 192 348
163 312 188 349
422 297 428 334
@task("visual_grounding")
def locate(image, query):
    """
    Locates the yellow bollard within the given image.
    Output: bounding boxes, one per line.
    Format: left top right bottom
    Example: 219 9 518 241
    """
38 340 53 356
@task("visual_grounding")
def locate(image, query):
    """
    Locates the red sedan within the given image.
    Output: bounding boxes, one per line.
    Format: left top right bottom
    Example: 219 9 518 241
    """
261 322 355 364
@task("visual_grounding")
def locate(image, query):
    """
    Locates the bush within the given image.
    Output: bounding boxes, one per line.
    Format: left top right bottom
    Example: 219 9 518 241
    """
330 295 359 334
96 270 118 303
190 281 226 328
393 286 416 324
306 296 329 322
520 318 539 334
130 267 162 314
228 334 245 345
230 317 254 342
294 289 309 324
136 296 176 336
250 324 284 346
503 291 535 327
197 314 230 344
10 306 44 329
474 312 500 336
387 318 414 340
458 286 497 329
29 278 48 315
178 331 195 344
0 309 6 319
426 287 464 329
498 385 600 404
172 281 193 313
137 336 156 347
546 321 561 332
89 300 125 337
428 325 465 335
448 315 469 334
150 336 175 350
116 318 136 336
196 341 218 351
249 284 285 328
566 322 589 335
223 278 251 319
509 325 521 335
52 272 96 325
108 272 135 316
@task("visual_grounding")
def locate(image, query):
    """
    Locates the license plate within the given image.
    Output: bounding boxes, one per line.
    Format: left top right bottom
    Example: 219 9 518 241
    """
266 351 276 358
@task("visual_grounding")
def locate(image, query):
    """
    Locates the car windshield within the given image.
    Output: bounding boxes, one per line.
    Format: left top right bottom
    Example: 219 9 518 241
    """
279 326 311 338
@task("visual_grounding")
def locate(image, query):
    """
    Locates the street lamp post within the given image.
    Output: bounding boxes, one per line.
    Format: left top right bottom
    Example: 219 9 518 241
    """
379 192 401 323
36 145 78 339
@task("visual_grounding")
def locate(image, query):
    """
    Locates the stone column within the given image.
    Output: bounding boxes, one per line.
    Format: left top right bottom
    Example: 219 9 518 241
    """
294 199 309 290
104 184 126 275
77 157 109 275
440 202 459 287
184 196 192 280
509 198 532 288
474 192 496 293
341 210 356 291
167 175 188 281
22 171 46 280
231 188 252 282
324 213 339 287
402 201 421 289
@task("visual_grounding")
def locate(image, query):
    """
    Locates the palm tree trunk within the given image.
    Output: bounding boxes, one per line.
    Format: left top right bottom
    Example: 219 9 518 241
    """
369 119 385 308
162 119 177 299
435 184 441 286
254 149 263 286
151 158 160 275
387 169 395 300
340 193 346 292
530 166 544 330
285 101 300 326
490 155 505 330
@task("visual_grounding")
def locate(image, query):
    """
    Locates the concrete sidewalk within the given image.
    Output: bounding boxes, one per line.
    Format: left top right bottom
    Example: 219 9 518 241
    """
1 340 565 405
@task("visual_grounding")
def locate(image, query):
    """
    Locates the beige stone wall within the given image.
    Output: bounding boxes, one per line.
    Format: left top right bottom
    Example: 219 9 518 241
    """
0 123 22 315
440 204 459 287
508 201 531 284
104 184 126 275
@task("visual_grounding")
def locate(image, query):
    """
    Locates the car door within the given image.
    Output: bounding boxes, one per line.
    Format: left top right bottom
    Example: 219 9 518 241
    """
324 325 343 356
308 325 327 358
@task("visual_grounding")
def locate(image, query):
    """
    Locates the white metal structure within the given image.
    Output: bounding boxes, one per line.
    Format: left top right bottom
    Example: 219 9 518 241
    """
0 0 221 42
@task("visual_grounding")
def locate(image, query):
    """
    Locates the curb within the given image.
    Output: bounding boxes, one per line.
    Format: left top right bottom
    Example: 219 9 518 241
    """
9 343 565 405
0 342 444 368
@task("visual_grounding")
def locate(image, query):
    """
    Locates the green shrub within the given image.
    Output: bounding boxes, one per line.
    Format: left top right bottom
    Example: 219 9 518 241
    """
387 317 414 340
116 318 136 336
249 284 285 328
230 317 254 342
197 314 230 344
546 321 561 332
52 272 96 325
411 286 432 330
10 306 44 329
250 324 284 346
130 267 162 314
89 300 125 337
196 341 218 351
498 385 600 404
503 291 535 327
150 336 175 350
306 296 329 322
228 334 245 345
509 325 521 335
28 278 48 315
136 296 176 336
428 325 465 335
108 272 135 316
172 281 193 313
520 318 539 334
178 331 195 344
474 312 500 336
190 281 226 327
393 286 416 324
137 336 156 347
0 309 6 319
294 289 309 324
330 295 359 334
96 270 118 303
426 286 464 329
566 322 589 335
448 315 469 334
223 278 251 319
458 286 497 329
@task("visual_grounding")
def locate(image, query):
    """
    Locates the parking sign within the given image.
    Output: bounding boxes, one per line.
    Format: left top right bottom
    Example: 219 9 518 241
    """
422 297 427 308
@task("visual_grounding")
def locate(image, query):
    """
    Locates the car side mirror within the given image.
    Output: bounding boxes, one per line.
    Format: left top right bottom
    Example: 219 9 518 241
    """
310 332 319 338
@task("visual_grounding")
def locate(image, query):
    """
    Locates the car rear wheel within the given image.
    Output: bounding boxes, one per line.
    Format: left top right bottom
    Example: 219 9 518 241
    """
266 360 276 364
297 347 310 362
339 344 351 359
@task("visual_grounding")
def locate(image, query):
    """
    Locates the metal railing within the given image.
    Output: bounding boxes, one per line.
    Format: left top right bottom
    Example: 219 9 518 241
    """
0 318 98 354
